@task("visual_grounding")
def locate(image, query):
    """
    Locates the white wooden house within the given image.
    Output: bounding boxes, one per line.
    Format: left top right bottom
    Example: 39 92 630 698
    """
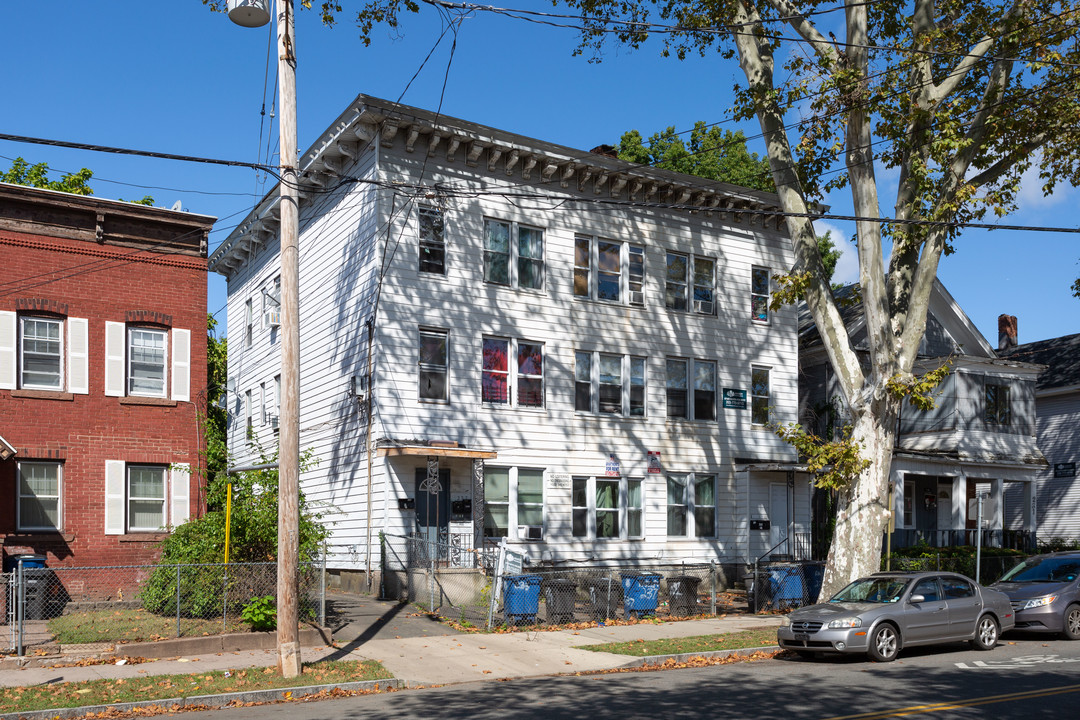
799 285 1044 553
209 95 804 584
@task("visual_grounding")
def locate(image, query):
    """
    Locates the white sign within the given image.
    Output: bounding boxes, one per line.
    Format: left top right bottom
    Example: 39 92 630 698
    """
548 473 571 490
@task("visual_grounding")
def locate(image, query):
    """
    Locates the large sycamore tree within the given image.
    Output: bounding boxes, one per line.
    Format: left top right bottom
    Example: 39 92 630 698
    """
229 0 1079 595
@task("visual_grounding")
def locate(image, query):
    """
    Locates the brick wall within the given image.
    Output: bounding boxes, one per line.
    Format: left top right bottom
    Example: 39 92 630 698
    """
0 227 209 568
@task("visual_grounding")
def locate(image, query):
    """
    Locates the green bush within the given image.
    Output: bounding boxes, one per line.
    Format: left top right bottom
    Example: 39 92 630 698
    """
241 595 277 631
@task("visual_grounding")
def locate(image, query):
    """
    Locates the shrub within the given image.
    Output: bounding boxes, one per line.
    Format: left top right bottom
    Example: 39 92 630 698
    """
241 595 277 631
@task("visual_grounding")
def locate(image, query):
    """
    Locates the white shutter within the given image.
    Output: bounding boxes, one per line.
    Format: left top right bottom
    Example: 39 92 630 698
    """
0 311 15 390
171 328 191 402
68 318 89 394
170 463 191 527
104 322 126 397
104 460 126 535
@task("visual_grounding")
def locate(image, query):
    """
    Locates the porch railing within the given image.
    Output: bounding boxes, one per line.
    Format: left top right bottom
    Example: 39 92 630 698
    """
888 528 1035 552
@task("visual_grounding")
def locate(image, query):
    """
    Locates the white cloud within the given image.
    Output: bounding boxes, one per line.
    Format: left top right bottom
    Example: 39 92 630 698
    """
1016 158 1079 210
813 221 861 285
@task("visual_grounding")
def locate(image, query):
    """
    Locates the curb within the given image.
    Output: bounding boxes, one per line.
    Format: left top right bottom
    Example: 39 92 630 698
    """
616 644 781 669
0 678 404 720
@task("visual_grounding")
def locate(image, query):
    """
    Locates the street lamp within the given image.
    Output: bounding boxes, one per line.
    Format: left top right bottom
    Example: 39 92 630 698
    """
227 0 302 678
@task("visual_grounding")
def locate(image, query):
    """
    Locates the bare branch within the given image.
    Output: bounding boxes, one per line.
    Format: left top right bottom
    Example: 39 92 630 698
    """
763 0 840 64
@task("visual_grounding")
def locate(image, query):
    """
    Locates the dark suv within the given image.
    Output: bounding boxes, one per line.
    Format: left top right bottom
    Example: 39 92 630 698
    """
991 552 1080 639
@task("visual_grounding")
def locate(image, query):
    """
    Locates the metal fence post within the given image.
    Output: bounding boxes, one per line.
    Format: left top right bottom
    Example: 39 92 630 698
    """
752 561 759 613
175 564 181 638
222 565 229 634
710 561 717 616
16 560 24 657
429 542 436 612
319 545 327 628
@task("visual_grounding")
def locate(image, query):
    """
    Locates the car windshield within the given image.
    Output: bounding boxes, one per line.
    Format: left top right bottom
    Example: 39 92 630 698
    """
830 578 910 604
998 557 1080 583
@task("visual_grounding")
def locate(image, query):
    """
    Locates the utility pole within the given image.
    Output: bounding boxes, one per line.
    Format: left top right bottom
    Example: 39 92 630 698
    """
227 0 301 677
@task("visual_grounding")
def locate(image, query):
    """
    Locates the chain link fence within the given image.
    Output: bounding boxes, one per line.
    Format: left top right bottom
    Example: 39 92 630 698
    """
381 532 746 629
881 554 1025 584
2 559 326 656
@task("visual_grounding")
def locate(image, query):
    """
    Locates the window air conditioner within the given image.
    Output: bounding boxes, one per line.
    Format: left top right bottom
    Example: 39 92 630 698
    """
268 415 279 430
518 525 543 541
630 290 645 306
693 299 714 315
267 308 281 327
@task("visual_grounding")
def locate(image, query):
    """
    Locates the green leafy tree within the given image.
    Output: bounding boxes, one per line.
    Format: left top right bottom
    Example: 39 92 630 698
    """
617 123 775 192
211 0 1080 597
2 157 94 195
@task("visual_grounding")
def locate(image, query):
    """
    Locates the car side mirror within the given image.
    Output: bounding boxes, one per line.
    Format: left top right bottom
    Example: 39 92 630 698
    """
909 594 926 604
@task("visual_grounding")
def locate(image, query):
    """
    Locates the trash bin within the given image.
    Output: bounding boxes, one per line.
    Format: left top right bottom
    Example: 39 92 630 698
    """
767 565 804 609
543 579 577 624
802 563 825 605
667 575 702 616
15 554 50 621
502 574 542 625
583 576 623 620
621 571 661 618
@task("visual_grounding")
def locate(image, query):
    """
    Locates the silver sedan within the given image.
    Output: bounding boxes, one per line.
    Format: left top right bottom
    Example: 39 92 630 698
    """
777 571 1015 662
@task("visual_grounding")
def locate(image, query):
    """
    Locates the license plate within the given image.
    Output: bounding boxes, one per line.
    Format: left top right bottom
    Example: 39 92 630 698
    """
794 633 809 641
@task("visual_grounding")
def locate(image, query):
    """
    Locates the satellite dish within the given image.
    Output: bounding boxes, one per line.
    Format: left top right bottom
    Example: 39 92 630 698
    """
227 0 271 28
171 200 183 211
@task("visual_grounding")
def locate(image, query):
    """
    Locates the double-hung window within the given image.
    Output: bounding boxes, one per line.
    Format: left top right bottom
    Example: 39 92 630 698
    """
751 266 770 322
104 461 189 535
483 467 545 540
127 465 167 532
418 329 449 402
245 298 254 348
20 317 62 390
482 337 544 408
666 472 717 537
985 382 1011 425
484 219 544 290
575 351 646 416
128 327 168 397
666 358 715 421
751 366 771 426
574 236 645 305
572 475 643 540
666 253 716 315
263 276 281 328
17 461 61 532
418 206 446 275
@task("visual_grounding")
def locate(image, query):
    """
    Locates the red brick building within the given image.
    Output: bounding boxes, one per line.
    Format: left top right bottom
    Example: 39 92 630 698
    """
0 182 215 569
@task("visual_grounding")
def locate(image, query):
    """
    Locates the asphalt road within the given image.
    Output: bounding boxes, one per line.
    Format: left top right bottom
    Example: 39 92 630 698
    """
191 632 1080 719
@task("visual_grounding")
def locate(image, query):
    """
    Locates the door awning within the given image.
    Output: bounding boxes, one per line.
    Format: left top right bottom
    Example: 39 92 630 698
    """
377 443 497 460
0 434 15 461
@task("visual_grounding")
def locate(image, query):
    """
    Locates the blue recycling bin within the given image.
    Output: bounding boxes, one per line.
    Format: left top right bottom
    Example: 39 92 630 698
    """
802 563 825 605
621 571 661 618
767 565 804 608
503 574 542 625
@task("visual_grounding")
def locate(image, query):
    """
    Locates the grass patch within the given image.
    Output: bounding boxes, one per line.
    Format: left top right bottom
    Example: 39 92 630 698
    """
576 626 779 657
48 608 247 644
0 659 392 713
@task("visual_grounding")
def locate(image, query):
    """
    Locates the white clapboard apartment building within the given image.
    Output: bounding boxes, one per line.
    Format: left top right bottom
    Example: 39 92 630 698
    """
209 95 805 582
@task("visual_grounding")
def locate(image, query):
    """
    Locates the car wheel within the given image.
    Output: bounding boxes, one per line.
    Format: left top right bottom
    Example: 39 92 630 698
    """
971 615 999 651
1063 604 1080 641
867 624 900 662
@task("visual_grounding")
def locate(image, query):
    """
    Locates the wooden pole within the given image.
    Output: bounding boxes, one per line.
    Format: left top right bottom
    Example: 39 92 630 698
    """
276 0 302 678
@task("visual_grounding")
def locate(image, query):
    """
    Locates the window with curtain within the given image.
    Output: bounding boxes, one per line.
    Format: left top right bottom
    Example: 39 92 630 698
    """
418 206 445 274
17 461 61 531
20 316 62 390
667 472 717 537
574 236 645 306
128 327 167 397
573 475 644 540
483 467 510 537
419 329 449 402
484 218 544 290
751 266 770 322
667 474 688 536
517 468 544 530
665 252 689 311
127 465 166 532
752 366 771 425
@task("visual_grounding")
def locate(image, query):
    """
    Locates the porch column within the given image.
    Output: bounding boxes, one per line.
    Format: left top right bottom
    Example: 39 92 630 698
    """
1023 480 1037 549
990 479 1004 533
472 458 485 552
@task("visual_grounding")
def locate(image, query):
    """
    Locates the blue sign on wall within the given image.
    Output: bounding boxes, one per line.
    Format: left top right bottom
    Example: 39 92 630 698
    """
723 388 747 410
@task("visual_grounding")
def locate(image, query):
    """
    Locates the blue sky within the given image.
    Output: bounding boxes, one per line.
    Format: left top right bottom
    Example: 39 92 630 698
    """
2 1 1077 345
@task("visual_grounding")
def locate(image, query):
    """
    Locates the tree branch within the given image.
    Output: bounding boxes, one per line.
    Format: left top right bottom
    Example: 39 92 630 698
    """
763 0 839 64
929 0 1024 105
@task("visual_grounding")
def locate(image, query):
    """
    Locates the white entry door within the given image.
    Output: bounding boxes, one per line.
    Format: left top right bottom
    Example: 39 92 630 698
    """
770 483 790 556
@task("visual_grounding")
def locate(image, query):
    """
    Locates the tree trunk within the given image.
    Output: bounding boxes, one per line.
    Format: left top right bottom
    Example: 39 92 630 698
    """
819 390 901 599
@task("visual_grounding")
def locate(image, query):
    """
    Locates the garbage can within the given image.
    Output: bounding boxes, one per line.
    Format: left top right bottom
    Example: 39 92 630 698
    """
667 575 702 616
767 565 804 609
582 576 622 620
621 571 661 618
502 574 542 625
15 554 49 621
543 578 577 624
802 563 825 605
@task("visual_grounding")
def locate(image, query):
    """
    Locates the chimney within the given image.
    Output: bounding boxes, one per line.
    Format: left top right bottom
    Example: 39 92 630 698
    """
998 314 1018 351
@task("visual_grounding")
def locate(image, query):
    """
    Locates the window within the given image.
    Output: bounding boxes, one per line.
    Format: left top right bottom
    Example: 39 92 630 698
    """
985 382 1011 425
128 327 167 397
260 382 268 425
573 475 644 540
751 266 770 322
751 366 770 426
418 329 449 402
17 461 61 532
273 374 281 432
127 465 167 532
666 253 716 315
481 337 544 408
245 298 254 348
245 389 253 433
903 479 914 526
942 576 974 600
20 317 62 390
667 472 717 537
483 218 544 290
667 358 713 421
575 236 645 305
484 467 545 539
575 352 646 416
263 277 281 328
912 578 942 602
418 206 445 275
